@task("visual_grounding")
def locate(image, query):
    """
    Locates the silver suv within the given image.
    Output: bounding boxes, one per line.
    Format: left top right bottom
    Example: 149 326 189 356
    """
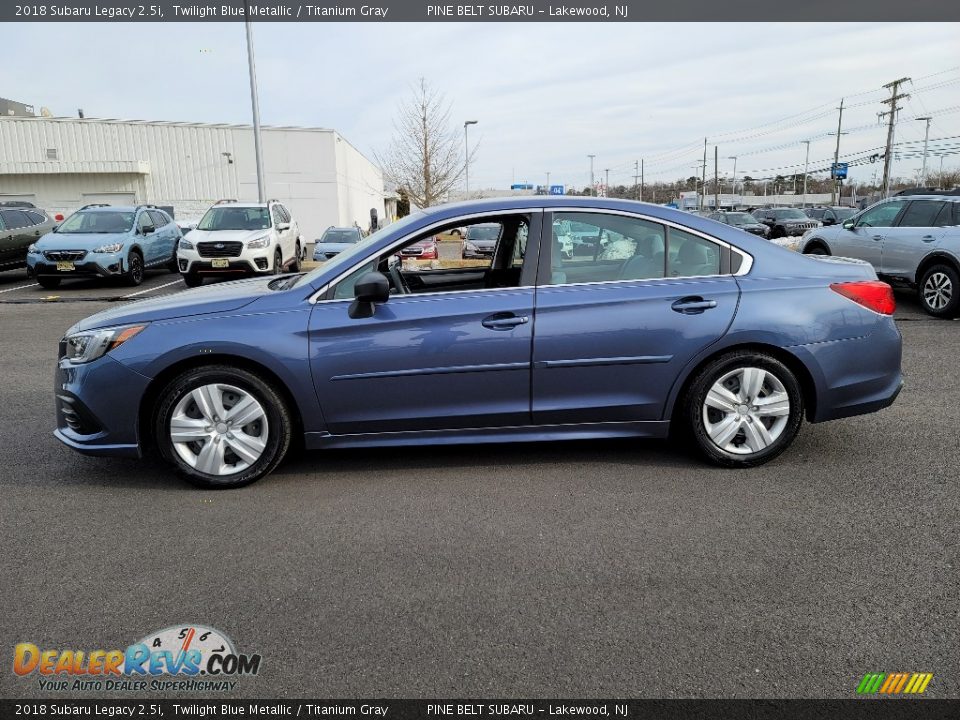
796 193 960 318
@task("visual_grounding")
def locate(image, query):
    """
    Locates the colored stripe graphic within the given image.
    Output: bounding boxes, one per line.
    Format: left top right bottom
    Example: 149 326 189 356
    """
857 672 932 694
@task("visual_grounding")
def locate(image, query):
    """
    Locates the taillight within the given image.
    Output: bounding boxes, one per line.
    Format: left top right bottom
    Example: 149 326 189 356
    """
830 281 896 315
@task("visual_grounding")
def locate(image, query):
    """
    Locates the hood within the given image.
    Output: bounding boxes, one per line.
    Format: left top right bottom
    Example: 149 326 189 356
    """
36 231 129 250
69 275 277 333
187 228 271 244
315 241 355 252
468 238 497 248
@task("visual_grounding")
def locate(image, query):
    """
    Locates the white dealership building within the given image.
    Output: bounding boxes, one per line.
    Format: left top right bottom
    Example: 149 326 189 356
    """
0 116 389 240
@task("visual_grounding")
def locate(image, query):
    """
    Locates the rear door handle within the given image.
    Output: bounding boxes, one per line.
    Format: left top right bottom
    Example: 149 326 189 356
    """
482 313 529 330
872 235 883 241
922 235 936 242
671 297 717 314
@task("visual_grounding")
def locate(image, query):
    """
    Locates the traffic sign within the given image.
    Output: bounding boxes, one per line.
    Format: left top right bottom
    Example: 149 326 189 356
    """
831 162 849 179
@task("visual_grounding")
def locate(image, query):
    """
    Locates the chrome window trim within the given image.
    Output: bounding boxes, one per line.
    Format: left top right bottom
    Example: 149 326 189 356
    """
308 206 753 303
308 208 540 303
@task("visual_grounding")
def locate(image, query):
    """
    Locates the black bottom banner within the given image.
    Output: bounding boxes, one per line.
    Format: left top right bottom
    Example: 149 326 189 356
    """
1 700 959 720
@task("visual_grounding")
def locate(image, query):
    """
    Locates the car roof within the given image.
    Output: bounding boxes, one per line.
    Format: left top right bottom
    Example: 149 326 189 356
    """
325 226 359 231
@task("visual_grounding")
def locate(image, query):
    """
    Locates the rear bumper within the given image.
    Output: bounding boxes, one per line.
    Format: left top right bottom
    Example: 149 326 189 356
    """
793 319 904 423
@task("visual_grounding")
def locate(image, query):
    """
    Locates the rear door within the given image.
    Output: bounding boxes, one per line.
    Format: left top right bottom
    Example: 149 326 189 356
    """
149 210 176 264
0 210 34 265
532 210 740 424
880 199 948 280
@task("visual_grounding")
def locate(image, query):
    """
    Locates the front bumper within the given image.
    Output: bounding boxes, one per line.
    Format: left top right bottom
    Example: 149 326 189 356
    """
54 353 151 458
28 253 126 278
178 249 272 276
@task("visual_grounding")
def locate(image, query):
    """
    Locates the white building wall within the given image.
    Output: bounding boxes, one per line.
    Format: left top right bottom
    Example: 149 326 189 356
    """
0 117 384 240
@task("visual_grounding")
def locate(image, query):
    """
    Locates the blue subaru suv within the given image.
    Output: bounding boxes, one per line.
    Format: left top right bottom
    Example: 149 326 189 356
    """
27 204 181 289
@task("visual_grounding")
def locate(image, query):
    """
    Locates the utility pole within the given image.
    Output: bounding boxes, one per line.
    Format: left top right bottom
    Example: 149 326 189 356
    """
701 138 707 211
244 0 266 203
588 154 595 196
713 145 719 211
546 171 551 191
801 140 811 208
829 99 845 205
728 156 737 203
880 77 910 198
633 160 639 200
463 120 478 195
604 168 610 197
917 116 932 187
640 159 644 202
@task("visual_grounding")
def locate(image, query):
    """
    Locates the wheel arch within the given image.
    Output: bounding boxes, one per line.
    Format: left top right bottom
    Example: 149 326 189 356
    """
138 353 305 453
916 251 960 285
666 341 819 432
802 237 831 255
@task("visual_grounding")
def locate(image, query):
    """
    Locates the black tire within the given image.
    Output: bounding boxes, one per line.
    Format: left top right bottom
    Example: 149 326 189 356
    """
804 244 829 256
182 273 203 288
683 351 804 468
124 250 144 287
918 263 960 318
37 276 61 289
290 242 302 272
167 247 180 273
154 365 292 489
273 248 283 275
772 225 786 239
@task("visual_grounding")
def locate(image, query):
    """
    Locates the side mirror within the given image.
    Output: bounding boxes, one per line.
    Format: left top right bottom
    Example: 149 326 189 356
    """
141 225 155 235
277 222 291 231
349 271 390 319
52 224 59 232
842 219 856 230
822 218 836 226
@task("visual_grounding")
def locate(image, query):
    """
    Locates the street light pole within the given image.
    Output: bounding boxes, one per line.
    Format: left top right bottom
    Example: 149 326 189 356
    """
464 120 477 196
917 116 932 186
801 140 810 208
244 0 265 203
588 155 596 196
604 168 610 197
546 172 551 192
728 156 737 204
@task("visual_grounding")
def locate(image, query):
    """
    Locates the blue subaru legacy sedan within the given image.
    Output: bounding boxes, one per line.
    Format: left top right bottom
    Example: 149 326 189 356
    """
53 197 903 488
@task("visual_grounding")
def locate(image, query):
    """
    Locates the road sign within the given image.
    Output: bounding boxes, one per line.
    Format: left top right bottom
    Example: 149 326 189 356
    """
510 183 534 190
549 185 565 195
831 162 849 179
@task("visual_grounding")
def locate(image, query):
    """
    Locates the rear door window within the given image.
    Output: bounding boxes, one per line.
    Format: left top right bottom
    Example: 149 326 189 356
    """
897 200 946 228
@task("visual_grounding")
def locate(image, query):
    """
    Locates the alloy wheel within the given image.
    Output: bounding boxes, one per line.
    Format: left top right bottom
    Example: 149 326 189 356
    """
702 367 791 455
168 383 269 476
923 272 952 311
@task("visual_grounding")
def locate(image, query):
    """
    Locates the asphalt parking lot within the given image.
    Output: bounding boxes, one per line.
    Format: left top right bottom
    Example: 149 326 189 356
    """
0 268 957 699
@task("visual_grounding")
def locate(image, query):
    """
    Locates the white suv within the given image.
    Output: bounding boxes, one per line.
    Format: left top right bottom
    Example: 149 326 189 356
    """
177 200 303 287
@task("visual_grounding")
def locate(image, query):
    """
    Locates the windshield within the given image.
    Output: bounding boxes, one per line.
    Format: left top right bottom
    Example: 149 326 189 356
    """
295 213 426 288
198 206 271 231
773 209 809 220
727 213 758 225
57 210 135 234
321 229 361 244
468 225 500 241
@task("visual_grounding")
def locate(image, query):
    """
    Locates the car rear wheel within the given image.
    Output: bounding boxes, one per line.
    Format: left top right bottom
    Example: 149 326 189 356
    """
919 263 960 318
684 351 803 468
155 365 292 489
290 241 302 272
124 250 144 286
37 276 61 289
804 245 829 256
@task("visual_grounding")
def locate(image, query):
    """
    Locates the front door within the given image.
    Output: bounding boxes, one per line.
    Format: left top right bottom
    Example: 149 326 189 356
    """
308 212 541 434
532 211 740 424
834 199 908 270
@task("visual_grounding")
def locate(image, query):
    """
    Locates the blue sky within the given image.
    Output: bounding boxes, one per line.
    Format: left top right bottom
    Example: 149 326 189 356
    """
6 22 959 189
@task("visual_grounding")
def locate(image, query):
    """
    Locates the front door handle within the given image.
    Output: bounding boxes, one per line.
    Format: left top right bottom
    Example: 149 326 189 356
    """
482 312 529 330
872 235 883 241
922 235 936 243
671 297 718 314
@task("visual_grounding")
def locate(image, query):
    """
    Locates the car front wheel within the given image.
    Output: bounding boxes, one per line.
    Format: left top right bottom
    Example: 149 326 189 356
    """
37 276 61 289
155 365 292 489
919 263 960 318
124 250 144 286
684 351 803 468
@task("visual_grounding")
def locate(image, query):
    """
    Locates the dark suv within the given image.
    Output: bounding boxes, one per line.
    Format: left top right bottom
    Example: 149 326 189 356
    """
752 207 820 238
706 211 769 237
805 206 857 227
0 206 56 273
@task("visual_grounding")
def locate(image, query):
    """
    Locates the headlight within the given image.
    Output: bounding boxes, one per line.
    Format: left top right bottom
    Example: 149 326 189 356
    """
465 242 478 251
248 235 271 249
62 324 147 364
28 244 39 254
178 238 194 251
93 242 124 253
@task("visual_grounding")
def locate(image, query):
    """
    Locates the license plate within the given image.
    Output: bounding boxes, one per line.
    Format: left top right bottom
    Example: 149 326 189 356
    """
211 258 229 268
56 261 75 272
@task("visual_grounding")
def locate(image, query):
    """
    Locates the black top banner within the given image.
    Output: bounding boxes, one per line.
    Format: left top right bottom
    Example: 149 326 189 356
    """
2 700 960 720
5 0 959 22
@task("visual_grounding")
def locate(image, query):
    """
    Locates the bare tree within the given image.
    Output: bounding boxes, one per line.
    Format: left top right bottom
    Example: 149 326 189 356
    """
376 78 474 208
